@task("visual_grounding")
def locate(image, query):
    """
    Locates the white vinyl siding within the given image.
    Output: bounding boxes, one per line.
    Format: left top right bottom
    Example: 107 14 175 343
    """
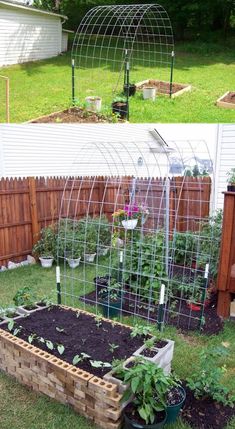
214 124 235 210
0 4 62 66
62 31 68 52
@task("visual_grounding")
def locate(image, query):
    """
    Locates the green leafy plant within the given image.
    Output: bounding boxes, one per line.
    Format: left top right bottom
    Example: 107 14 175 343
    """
123 359 173 425
94 314 103 328
112 96 127 104
33 225 57 258
186 346 235 407
13 287 37 309
57 344 65 355
227 168 235 184
171 231 197 266
130 323 155 339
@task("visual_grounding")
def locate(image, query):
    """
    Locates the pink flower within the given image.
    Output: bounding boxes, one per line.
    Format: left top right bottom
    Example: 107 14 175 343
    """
124 204 139 217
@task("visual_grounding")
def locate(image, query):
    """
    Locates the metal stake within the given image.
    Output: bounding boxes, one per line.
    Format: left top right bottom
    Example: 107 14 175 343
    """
169 51 175 98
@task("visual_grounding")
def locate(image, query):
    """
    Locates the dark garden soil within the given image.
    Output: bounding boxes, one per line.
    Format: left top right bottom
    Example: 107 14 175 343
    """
221 91 235 104
136 80 188 95
81 288 223 335
1 306 145 378
182 384 235 429
140 348 157 358
30 107 120 123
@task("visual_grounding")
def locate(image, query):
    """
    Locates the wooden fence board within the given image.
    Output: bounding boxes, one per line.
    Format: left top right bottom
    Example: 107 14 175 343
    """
0 176 211 266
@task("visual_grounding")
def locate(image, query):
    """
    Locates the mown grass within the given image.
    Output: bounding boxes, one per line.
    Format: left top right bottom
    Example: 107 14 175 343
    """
0 264 235 428
0 40 234 123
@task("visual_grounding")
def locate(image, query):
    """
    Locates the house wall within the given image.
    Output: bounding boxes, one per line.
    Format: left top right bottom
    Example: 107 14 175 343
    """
0 4 62 66
213 124 235 211
62 31 68 52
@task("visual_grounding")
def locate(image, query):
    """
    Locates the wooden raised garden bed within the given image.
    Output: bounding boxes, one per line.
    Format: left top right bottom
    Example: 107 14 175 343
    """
135 80 191 98
216 91 235 109
28 107 120 123
0 304 174 429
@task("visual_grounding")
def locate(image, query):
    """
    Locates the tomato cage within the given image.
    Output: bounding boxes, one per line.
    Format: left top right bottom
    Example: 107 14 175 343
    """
56 136 220 331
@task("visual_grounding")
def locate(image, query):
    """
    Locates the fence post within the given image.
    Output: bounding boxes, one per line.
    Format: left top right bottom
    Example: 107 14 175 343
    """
28 177 40 246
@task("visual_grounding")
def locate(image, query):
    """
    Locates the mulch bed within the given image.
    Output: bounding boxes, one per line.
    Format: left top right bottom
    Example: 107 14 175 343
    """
182 384 235 429
221 91 235 104
136 80 188 95
81 288 223 335
30 107 118 123
0 306 144 378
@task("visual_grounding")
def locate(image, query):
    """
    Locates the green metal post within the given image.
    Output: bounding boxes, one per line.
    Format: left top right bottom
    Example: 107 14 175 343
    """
199 264 209 330
126 61 130 121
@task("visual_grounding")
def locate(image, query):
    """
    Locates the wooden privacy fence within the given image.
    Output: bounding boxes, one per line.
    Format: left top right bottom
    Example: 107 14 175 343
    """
0 176 211 266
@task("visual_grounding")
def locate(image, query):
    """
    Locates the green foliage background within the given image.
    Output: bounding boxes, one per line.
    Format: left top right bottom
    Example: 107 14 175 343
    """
33 0 235 40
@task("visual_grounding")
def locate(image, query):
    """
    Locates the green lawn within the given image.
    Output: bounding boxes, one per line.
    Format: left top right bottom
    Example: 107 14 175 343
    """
0 264 235 429
0 41 235 123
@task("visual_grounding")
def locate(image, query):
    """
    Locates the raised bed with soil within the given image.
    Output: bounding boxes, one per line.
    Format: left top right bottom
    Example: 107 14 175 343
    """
216 91 235 109
0 305 166 429
135 79 191 98
29 107 121 123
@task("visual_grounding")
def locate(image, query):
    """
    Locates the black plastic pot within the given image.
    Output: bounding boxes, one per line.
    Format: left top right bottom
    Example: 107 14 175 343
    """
124 84 136 97
227 184 235 192
112 101 128 119
165 386 186 424
124 410 167 429
99 297 122 318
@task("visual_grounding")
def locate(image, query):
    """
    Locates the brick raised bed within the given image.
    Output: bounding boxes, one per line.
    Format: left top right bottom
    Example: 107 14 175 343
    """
0 306 128 429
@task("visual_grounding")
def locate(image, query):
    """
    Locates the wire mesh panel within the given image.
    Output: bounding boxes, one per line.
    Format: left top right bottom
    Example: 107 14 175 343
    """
57 140 220 331
72 4 174 110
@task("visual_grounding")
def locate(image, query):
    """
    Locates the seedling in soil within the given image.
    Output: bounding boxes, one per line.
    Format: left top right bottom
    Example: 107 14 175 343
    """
109 343 119 353
57 344 65 355
56 327 65 333
95 314 103 328
76 311 81 318
28 333 37 344
90 360 112 369
46 340 54 351
72 352 91 366
7 319 15 332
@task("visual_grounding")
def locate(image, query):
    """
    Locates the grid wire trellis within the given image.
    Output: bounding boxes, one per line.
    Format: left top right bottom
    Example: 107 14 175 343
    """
72 4 174 109
56 140 220 332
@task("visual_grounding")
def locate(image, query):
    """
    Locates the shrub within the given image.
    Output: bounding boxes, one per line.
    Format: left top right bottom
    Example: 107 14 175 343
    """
33 225 57 258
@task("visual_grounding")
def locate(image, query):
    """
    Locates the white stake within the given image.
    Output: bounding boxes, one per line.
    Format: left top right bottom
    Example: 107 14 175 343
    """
204 263 209 279
159 283 165 305
120 250 123 263
56 266 60 283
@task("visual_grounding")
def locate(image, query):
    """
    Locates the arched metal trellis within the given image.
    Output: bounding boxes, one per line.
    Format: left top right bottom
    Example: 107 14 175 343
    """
56 138 220 332
72 4 174 119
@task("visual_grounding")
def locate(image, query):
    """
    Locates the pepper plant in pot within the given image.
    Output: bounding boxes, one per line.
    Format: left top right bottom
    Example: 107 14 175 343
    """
112 96 128 119
226 168 235 192
33 225 56 268
123 359 169 428
13 286 37 311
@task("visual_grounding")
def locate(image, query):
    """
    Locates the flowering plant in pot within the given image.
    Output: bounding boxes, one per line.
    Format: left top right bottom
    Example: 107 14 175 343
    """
226 168 235 192
112 96 128 119
112 203 149 230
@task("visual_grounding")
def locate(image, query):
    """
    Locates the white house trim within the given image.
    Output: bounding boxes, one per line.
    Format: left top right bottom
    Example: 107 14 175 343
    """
0 0 67 20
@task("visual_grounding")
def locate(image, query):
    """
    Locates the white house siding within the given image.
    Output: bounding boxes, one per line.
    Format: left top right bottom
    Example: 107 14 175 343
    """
0 123 217 179
213 124 235 210
62 30 68 52
0 4 62 66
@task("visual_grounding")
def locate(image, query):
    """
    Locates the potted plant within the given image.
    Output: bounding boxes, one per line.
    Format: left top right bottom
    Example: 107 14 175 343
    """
165 379 186 424
93 274 111 295
123 359 169 428
32 225 56 268
123 83 136 97
112 203 149 231
143 86 156 100
226 168 235 191
95 215 111 256
85 96 102 112
112 96 128 119
65 240 82 268
98 281 122 318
